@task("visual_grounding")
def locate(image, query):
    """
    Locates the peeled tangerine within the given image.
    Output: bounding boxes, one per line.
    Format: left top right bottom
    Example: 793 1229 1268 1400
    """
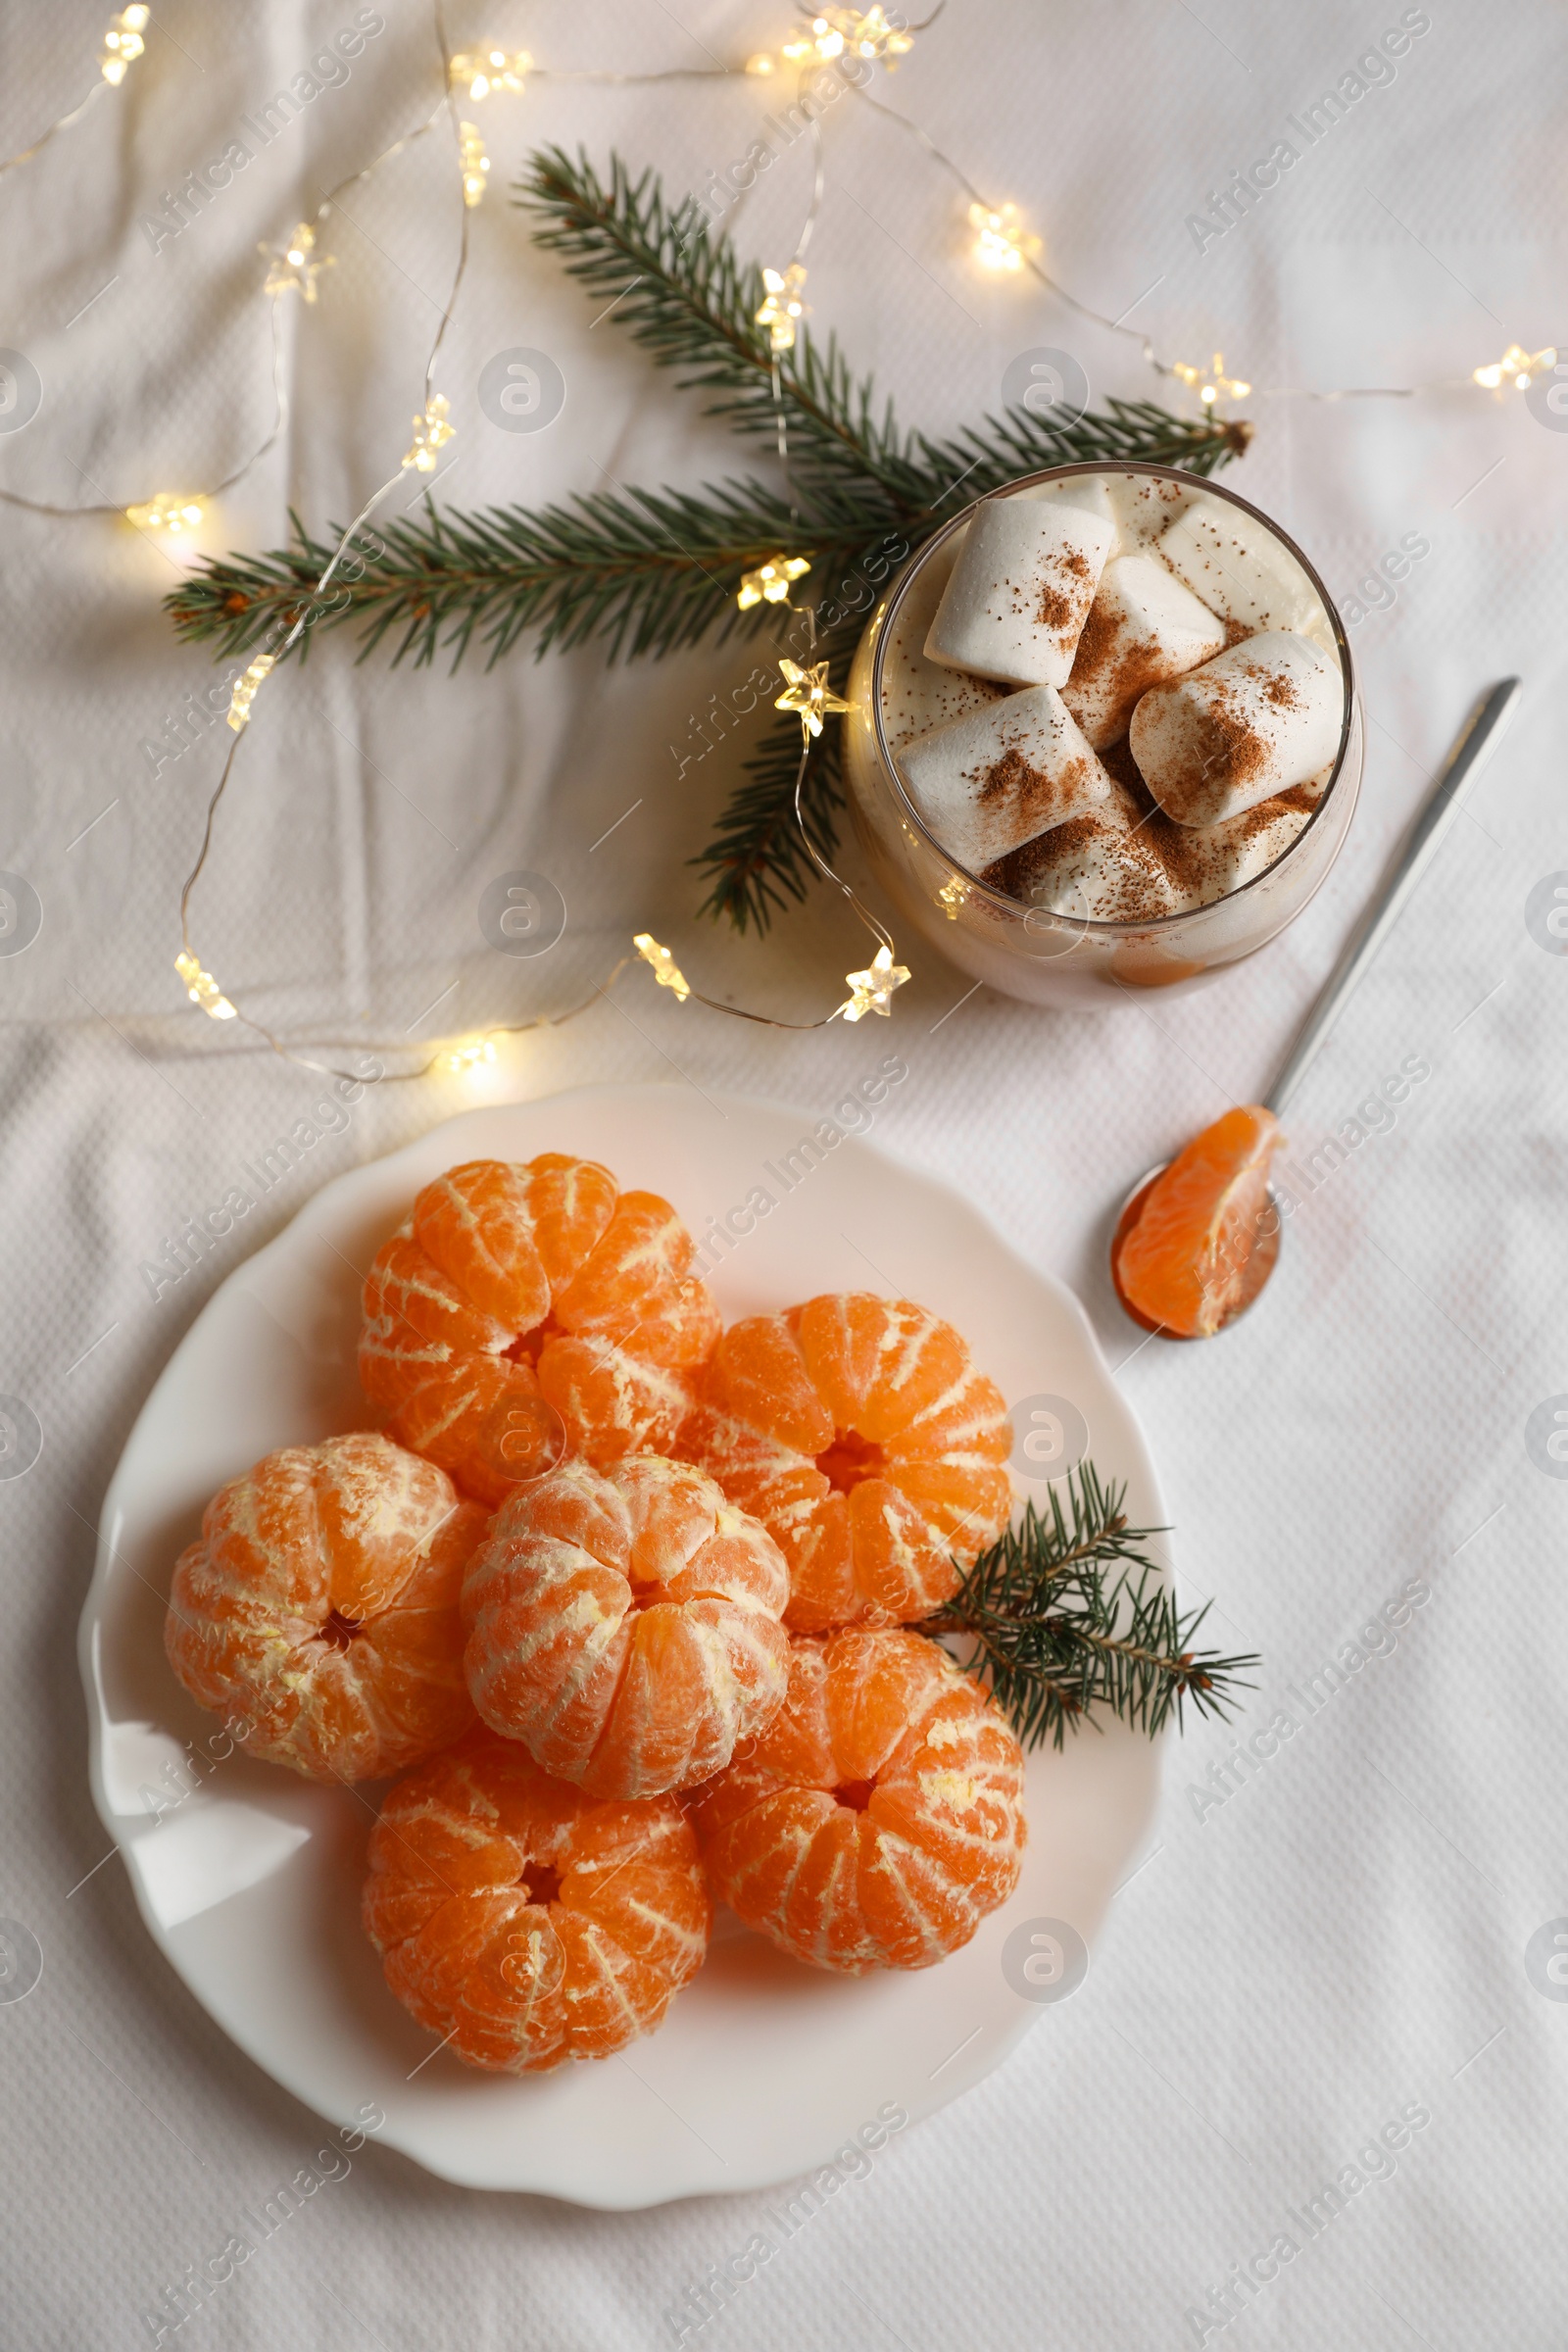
1114 1105 1281 1338
360 1155 719 1509
464 1455 791 1799
165 1433 486 1781
692 1629 1026 1973
679 1293 1012 1630
364 1729 709 2071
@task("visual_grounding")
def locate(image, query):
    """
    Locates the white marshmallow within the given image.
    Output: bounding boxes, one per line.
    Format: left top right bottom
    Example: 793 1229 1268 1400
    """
1200 798 1313 896
1103 471 1194 551
1013 473 1118 531
988 781 1180 924
1153 500 1320 634
1061 554 1228 749
923 495 1115 688
878 531 1008 753
900 684 1115 874
989 777 1317 922
1129 630 1344 825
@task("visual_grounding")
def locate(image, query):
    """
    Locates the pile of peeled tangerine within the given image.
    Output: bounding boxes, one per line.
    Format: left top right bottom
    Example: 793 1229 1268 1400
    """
1108 682 1518 1341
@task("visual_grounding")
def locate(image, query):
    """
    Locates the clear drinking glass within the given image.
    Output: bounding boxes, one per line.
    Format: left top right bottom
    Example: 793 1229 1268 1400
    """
844 463 1363 1006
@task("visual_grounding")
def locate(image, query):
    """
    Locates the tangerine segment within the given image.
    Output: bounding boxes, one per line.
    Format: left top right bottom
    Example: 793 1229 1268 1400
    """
164 1433 486 1782
679 1295 1011 1631
363 1729 710 2072
692 1629 1026 1973
463 1455 791 1800
1114 1105 1280 1339
360 1155 720 1507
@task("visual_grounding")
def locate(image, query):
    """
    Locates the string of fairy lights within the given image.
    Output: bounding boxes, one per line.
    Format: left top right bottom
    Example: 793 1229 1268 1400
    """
0 3 1553 1085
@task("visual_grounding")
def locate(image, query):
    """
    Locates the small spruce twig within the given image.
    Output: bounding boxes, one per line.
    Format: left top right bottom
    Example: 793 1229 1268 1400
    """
925 1464 1258 1750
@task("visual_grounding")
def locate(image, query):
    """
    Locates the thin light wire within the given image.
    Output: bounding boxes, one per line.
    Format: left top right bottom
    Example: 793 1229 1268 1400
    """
0 80 458 523
0 294 293 520
0 75 103 178
850 81 1507 404
176 12 478 1061
632 736 895 1036
773 103 828 524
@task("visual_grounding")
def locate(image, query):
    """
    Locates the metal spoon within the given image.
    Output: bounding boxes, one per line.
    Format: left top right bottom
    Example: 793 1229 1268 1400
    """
1110 676 1523 1339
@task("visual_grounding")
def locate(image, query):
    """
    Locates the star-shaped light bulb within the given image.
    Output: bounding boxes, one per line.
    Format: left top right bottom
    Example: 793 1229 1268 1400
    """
100 4 148 83
1172 352 1251 406
264 221 330 303
756 264 808 354
226 653 275 732
838 944 910 1022
460 122 490 207
968 201 1041 273
1474 342 1555 391
774 658 855 743
440 1038 497 1076
781 9 913 66
175 950 236 1020
403 394 456 472
634 934 691 1002
449 48 530 98
125 494 206 536
737 555 811 611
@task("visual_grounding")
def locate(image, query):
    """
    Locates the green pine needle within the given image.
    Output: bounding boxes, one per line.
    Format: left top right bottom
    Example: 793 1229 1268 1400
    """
926 1464 1258 1750
163 144 1250 930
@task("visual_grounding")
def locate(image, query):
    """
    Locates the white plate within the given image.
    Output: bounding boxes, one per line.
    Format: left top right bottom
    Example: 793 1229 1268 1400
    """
79 1084 1167 2207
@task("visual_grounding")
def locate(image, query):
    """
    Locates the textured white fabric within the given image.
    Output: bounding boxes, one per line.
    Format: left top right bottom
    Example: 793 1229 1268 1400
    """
3 1 1566 2343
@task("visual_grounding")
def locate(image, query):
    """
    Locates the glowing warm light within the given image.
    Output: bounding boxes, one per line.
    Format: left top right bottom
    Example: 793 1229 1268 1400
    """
403 394 456 472
968 201 1041 273
460 122 491 207
634 933 691 1002
264 221 329 303
440 1037 497 1075
737 554 811 610
1172 352 1251 406
174 950 236 1020
774 657 854 742
226 653 275 731
100 4 148 82
745 51 775 74
937 875 968 920
781 10 912 67
449 47 530 98
756 264 808 354
125 494 206 535
1474 342 1555 391
838 943 910 1021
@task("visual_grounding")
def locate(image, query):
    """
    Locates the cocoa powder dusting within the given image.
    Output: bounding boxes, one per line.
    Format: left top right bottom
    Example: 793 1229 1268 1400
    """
968 744 1087 827
1035 545 1093 637
1070 595 1124 684
986 812 1176 925
1146 678 1269 808
1068 594 1192 741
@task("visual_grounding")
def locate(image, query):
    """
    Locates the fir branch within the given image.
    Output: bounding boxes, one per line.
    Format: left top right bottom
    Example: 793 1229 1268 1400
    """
926 1464 1257 1750
516 146 919 510
166 486 868 670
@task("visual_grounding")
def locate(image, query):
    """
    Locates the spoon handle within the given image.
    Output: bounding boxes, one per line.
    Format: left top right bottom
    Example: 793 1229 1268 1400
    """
1264 677 1522 1118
